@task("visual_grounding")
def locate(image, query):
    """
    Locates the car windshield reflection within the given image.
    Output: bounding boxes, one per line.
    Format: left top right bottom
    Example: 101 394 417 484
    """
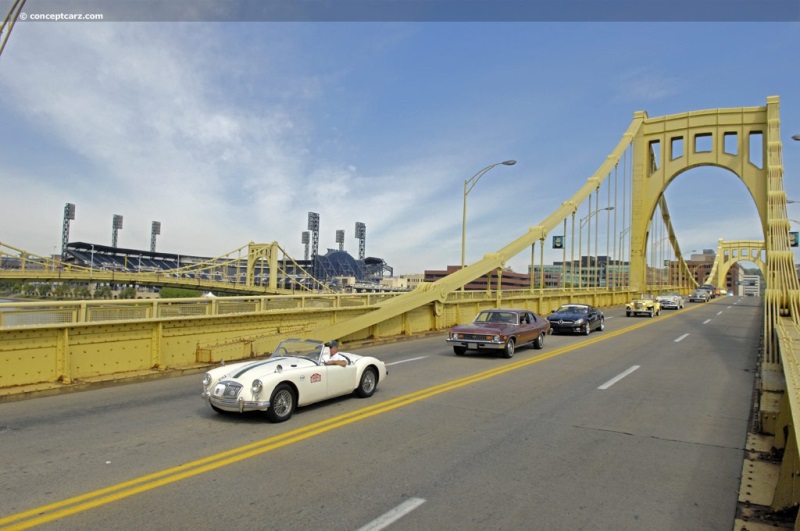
474 311 518 325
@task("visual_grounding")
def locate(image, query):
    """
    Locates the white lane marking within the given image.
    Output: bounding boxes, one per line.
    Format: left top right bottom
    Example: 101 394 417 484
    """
674 333 690 342
386 356 428 366
727 306 733 309
717 311 723 315
703 319 712 324
357 497 426 531
598 365 640 390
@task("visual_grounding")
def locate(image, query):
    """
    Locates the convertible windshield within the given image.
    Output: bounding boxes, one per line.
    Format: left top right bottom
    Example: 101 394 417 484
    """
557 305 588 313
272 339 324 362
474 311 518 325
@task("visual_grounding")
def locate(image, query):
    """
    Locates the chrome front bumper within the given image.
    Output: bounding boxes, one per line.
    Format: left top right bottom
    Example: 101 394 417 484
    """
445 338 504 350
202 392 271 413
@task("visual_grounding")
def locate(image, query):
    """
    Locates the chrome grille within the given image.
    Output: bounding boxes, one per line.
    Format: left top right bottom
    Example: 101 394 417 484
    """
458 333 494 341
214 382 242 399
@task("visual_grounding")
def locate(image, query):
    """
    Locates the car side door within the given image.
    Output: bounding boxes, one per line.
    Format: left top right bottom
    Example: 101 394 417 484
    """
323 361 358 399
525 311 546 341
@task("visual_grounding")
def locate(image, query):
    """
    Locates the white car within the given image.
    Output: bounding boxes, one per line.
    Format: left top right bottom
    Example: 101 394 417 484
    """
657 292 684 310
201 338 387 422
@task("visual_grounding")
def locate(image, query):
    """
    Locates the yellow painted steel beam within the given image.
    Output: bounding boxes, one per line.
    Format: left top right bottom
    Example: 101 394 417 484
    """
656 194 697 291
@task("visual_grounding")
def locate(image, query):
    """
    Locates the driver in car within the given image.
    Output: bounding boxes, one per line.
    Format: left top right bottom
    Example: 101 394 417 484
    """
321 340 347 367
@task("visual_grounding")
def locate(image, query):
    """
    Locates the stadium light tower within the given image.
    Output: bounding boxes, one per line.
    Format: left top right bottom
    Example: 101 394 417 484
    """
301 231 310 260
355 222 366 260
336 229 345 251
111 214 123 248
308 212 320 277
61 202 75 259
150 221 161 252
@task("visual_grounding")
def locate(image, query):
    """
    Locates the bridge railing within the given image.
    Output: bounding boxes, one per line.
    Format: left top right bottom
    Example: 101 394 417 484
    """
0 292 400 329
0 287 639 390
0 284 690 330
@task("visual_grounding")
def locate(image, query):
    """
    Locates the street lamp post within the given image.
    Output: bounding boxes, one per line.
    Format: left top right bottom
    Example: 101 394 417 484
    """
460 160 516 282
792 134 800 141
578 206 614 289
614 226 632 290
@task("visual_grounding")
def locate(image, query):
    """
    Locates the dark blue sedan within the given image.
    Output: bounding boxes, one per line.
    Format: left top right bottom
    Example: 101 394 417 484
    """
547 304 605 335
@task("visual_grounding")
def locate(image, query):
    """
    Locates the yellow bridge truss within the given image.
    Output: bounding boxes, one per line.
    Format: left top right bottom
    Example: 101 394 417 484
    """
0 241 335 295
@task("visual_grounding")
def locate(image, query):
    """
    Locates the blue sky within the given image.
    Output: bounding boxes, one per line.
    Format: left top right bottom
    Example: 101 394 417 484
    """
1 7 798 275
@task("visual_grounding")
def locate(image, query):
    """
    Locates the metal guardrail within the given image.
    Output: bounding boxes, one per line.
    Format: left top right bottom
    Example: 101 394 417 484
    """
0 292 399 329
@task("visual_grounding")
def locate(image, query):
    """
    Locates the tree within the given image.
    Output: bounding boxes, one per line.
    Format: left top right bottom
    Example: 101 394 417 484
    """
36 283 52 298
94 285 112 299
74 285 91 299
54 283 73 299
118 287 137 299
21 283 37 297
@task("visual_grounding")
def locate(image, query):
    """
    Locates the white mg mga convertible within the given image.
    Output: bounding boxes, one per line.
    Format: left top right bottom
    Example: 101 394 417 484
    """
201 338 387 422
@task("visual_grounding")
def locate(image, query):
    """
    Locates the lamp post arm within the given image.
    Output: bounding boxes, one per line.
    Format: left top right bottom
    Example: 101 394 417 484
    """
465 163 499 195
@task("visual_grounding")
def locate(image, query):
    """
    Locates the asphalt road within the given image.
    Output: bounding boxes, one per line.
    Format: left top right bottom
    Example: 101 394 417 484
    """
0 296 761 530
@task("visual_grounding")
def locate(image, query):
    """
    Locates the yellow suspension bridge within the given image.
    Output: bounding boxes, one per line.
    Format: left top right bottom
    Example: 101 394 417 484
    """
2 96 800 523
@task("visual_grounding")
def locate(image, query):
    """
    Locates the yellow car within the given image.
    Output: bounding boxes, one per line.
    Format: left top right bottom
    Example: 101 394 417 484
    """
626 294 661 317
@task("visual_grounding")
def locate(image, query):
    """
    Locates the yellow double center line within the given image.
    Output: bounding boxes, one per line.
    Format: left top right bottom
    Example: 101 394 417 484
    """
0 312 684 529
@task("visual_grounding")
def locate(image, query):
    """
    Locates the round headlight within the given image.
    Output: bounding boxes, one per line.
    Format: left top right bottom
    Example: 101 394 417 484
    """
493 335 500 342
251 379 263 395
575 318 585 325
202 374 212 387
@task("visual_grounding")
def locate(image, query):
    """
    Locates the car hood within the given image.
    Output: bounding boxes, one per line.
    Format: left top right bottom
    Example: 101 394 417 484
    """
657 296 678 301
451 323 515 334
547 310 587 321
208 356 319 381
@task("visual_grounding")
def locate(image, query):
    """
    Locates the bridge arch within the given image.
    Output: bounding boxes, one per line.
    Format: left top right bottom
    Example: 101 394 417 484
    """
628 102 774 290
706 239 767 289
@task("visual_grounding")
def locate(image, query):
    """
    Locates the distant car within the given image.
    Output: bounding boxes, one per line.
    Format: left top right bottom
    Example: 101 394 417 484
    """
446 308 550 358
201 338 387 423
657 292 684 310
547 304 604 335
626 294 661 317
699 284 717 299
688 290 710 303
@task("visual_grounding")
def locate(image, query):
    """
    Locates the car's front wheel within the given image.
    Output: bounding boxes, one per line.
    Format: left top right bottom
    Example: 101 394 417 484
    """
355 367 378 398
626 310 631 317
453 346 467 356
502 338 515 358
266 383 295 423
533 332 545 349
583 323 591 335
598 318 605 331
